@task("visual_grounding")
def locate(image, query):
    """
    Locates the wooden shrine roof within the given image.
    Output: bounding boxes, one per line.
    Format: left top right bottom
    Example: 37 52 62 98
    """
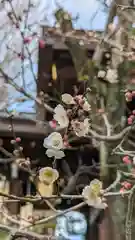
41 25 102 50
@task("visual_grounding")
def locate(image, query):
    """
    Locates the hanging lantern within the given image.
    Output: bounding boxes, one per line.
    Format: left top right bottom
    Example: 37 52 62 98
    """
52 64 57 81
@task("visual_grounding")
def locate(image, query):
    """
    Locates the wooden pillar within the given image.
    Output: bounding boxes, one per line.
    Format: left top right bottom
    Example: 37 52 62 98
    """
37 32 53 121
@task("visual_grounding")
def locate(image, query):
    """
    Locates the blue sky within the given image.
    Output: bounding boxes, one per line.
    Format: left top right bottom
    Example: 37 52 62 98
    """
45 0 108 30
8 0 108 114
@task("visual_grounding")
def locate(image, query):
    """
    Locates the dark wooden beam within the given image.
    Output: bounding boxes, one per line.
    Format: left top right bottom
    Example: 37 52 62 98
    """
0 116 48 138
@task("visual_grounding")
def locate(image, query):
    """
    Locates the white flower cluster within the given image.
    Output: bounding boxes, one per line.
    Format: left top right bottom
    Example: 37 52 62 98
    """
71 118 90 137
43 93 91 159
82 179 107 209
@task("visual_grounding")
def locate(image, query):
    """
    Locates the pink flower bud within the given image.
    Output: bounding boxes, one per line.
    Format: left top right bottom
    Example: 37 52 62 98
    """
123 156 131 164
128 117 133 125
132 110 135 115
49 120 57 128
121 181 132 189
130 115 135 120
15 137 21 143
39 39 45 48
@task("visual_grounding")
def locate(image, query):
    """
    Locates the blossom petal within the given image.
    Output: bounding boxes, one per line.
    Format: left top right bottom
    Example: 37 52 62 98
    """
46 149 56 158
54 104 69 128
82 185 91 198
86 197 102 207
54 150 65 159
38 182 53 197
94 202 108 209
82 180 105 208
83 101 91 112
46 149 65 159
43 132 64 150
62 93 75 105
54 104 65 114
90 179 102 193
39 167 59 184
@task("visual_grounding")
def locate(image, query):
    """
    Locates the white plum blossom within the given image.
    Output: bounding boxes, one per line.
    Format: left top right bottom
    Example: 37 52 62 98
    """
71 118 90 137
44 132 63 150
62 93 75 105
82 100 91 112
82 179 107 209
74 95 83 105
39 167 59 185
43 132 65 159
97 70 106 79
106 69 118 83
54 104 69 128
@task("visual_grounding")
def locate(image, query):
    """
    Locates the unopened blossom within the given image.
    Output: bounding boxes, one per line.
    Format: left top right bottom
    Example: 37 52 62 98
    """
71 118 90 137
106 69 118 83
128 117 133 125
62 93 75 105
121 181 132 189
39 39 45 48
39 167 59 185
43 132 65 159
49 120 57 129
97 70 106 79
82 179 107 209
54 104 69 128
122 156 131 164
